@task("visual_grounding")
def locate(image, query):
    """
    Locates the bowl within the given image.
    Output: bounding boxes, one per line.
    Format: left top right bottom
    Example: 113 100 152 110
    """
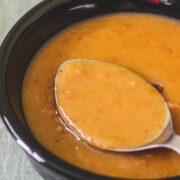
0 0 180 179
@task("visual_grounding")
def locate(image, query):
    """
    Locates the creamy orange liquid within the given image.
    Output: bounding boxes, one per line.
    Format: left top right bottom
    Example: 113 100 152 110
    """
22 13 180 179
56 59 168 150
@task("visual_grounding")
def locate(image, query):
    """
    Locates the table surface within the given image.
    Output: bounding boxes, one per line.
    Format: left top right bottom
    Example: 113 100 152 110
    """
0 0 44 179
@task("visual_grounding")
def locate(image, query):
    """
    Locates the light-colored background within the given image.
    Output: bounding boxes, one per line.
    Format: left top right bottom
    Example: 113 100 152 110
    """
0 0 43 179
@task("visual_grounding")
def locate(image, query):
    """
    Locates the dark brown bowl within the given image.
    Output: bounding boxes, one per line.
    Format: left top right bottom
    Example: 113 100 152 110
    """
0 0 180 179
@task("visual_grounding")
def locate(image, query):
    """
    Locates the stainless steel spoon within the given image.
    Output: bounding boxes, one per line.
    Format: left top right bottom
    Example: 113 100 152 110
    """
55 59 180 154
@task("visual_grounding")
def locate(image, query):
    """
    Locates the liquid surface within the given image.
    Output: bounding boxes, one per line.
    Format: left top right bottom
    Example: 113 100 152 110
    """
22 13 180 179
56 59 168 150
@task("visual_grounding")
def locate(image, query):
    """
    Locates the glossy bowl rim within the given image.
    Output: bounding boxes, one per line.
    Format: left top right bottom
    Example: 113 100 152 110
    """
0 0 179 180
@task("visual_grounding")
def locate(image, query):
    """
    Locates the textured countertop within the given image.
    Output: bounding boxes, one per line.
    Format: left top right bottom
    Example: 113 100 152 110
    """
0 0 43 179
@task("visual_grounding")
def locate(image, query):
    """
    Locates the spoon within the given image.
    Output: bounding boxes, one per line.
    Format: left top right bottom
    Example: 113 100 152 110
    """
55 59 180 154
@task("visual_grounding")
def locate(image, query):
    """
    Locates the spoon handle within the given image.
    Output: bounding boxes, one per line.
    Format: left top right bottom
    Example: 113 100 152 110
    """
164 134 180 154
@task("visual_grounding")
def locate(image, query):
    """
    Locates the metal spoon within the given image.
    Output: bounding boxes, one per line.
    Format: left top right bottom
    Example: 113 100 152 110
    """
55 59 180 154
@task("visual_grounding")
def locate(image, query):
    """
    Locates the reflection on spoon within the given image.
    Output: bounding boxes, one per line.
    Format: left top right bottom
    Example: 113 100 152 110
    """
55 59 180 154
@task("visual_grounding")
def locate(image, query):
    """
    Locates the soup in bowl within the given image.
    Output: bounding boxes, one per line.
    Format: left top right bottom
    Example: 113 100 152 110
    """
22 13 180 179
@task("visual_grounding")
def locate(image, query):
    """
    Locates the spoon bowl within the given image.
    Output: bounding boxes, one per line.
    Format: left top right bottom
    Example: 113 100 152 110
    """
55 59 180 154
